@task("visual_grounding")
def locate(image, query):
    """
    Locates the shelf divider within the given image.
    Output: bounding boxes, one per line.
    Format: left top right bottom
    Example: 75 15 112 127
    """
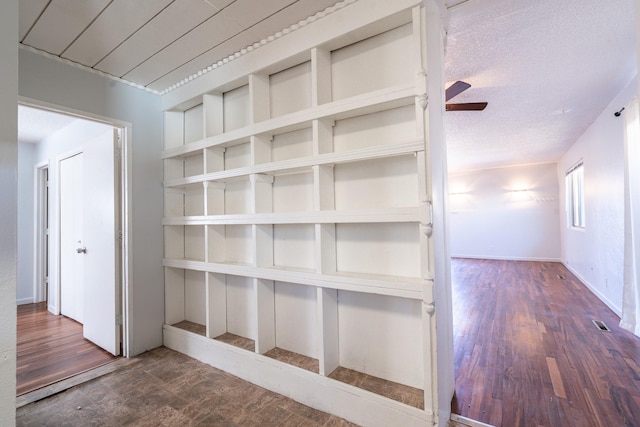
254 278 276 354
311 47 332 106
206 272 227 339
250 77 276 354
249 73 271 124
204 93 224 138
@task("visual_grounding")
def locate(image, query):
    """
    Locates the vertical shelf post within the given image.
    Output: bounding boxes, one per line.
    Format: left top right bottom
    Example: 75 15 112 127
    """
252 134 272 166
412 2 436 412
164 110 185 150
250 73 271 123
250 73 276 354
415 2 454 419
204 147 225 174
164 111 186 327
312 47 332 106
206 272 227 339
203 93 223 138
254 278 276 354
204 181 226 216
203 94 226 340
205 220 225 263
252 174 275 353
164 188 184 217
311 47 339 370
165 267 185 325
204 180 227 340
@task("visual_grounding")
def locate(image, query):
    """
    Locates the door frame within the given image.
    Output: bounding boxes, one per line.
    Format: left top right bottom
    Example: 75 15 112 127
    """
22 96 133 358
33 161 49 304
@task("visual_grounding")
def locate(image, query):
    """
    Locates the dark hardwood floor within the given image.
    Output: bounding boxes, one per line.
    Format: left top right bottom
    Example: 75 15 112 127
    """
17 302 117 396
451 258 640 427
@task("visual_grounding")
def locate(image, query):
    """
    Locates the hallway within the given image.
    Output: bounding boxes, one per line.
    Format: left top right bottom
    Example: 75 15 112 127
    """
17 302 116 395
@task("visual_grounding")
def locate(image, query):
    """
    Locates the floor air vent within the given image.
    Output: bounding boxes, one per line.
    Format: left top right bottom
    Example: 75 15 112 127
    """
592 320 611 332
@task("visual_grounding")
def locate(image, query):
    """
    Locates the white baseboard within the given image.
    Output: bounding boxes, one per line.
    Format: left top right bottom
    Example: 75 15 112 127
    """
451 254 562 262
163 325 432 427
561 261 622 317
16 297 34 305
451 413 496 427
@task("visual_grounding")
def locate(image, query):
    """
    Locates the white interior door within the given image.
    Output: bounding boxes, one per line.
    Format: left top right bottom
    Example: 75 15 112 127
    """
82 129 120 356
60 153 84 323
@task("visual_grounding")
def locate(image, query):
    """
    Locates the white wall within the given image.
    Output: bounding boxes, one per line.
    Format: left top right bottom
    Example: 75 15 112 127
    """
449 162 561 261
559 76 637 316
19 49 164 356
0 0 18 423
17 143 35 304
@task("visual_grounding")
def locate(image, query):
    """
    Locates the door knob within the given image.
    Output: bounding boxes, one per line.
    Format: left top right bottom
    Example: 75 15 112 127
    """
76 246 87 254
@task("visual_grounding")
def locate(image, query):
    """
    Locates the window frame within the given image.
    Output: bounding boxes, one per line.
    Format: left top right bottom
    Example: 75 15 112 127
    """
565 161 585 229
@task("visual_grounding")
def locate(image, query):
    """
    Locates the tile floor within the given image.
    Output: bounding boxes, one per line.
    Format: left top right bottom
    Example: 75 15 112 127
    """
16 346 357 426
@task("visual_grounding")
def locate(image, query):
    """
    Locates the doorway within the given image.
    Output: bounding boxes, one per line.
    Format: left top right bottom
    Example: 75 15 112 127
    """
34 163 49 304
17 102 130 394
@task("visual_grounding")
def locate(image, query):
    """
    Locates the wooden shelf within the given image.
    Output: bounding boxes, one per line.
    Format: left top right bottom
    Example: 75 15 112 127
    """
163 258 426 299
172 320 206 336
164 138 424 188
162 84 416 160
328 366 424 409
163 206 421 225
214 332 255 352
264 347 319 374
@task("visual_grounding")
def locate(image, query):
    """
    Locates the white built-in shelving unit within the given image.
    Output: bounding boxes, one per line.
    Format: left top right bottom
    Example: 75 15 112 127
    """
162 1 446 425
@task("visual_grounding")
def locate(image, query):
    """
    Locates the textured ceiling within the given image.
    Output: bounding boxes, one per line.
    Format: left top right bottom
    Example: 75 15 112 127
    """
18 105 78 144
18 0 638 172
444 0 637 171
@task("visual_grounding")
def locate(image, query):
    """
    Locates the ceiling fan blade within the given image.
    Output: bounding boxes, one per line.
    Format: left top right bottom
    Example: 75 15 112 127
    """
445 80 471 101
446 102 488 111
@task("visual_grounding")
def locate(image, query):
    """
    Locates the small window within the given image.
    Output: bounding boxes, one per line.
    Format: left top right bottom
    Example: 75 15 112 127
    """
566 162 585 228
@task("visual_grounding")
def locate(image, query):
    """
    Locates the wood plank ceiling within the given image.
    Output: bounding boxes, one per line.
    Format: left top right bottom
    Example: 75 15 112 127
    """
19 0 341 93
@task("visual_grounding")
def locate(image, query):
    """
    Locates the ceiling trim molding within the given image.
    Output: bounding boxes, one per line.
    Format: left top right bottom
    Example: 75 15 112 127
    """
19 43 162 95
159 0 359 96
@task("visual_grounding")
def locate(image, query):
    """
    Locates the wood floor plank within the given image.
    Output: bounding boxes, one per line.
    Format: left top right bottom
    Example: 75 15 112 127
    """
16 302 117 396
452 258 640 426
546 356 567 399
